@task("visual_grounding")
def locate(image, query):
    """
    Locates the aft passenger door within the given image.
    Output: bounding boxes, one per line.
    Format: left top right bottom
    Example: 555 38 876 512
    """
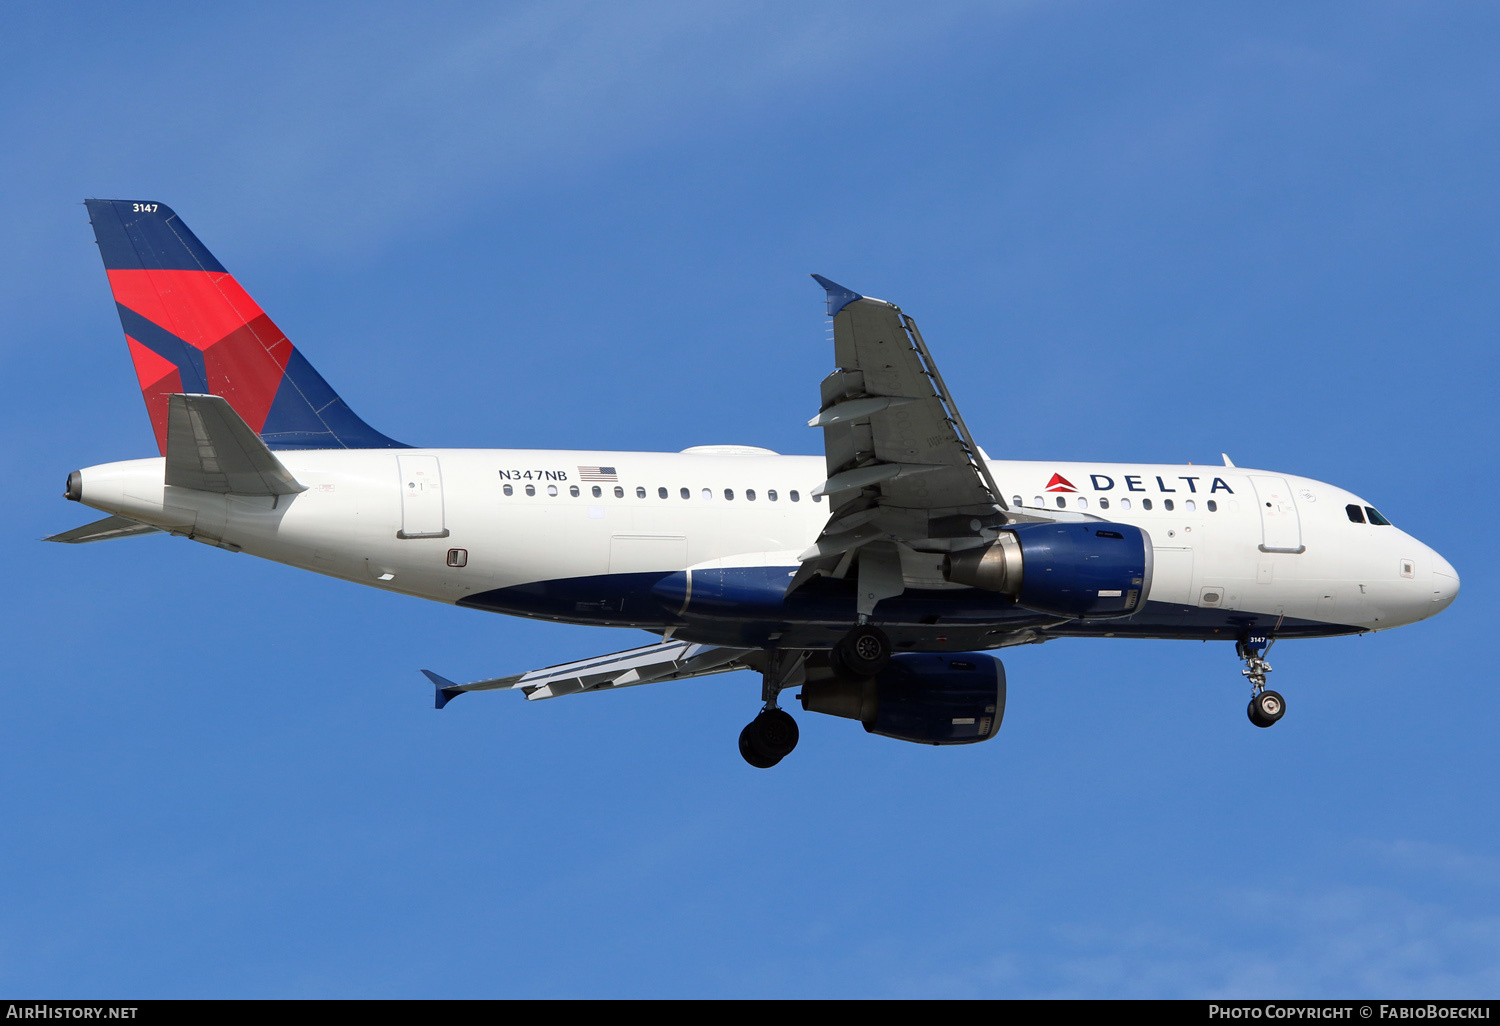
397 454 449 539
1249 475 1303 553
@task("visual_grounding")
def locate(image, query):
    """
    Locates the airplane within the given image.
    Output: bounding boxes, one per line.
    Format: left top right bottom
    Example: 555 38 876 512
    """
54 199 1461 768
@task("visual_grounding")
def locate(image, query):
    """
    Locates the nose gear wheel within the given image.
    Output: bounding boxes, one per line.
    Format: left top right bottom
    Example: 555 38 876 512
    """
1248 690 1286 728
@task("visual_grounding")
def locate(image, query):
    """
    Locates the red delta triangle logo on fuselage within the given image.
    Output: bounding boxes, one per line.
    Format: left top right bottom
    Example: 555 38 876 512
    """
1045 473 1077 493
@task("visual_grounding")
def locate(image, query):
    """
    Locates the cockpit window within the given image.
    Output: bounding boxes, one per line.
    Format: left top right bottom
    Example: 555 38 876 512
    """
1365 506 1392 526
1346 504 1366 524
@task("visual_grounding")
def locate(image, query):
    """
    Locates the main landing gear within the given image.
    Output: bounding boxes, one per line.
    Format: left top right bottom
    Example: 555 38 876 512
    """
830 624 892 679
739 648 808 769
1238 634 1286 728
739 626 892 768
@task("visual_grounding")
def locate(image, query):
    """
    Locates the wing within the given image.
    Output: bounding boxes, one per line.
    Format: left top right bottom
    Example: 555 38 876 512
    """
809 275 1003 513
796 276 1023 613
422 639 752 706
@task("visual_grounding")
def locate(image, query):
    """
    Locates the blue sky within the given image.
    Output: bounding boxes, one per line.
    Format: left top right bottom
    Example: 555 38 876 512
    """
2 2 1496 997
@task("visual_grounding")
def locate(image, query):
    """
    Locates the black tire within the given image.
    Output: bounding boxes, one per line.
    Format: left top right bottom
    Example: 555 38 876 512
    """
827 643 870 684
749 708 800 760
739 724 781 768
1247 697 1269 727
1247 690 1285 728
835 625 891 678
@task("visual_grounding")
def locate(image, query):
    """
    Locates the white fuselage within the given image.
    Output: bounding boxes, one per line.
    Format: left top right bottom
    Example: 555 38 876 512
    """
70 448 1459 636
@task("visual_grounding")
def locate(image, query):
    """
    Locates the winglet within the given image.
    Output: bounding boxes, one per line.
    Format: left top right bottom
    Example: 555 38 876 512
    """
421 669 466 710
811 274 864 317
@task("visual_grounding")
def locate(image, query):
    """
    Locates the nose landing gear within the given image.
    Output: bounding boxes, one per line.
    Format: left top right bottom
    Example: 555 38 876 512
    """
1238 631 1286 728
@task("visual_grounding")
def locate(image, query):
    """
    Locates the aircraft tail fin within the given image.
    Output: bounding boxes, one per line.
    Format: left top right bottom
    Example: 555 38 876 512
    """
84 199 409 453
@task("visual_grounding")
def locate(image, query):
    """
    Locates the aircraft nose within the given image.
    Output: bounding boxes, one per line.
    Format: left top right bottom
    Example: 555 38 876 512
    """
1429 552 1460 617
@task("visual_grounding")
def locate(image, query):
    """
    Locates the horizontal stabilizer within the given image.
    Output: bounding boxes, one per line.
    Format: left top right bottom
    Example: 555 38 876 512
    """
165 393 306 496
421 670 466 710
423 640 751 704
45 514 161 544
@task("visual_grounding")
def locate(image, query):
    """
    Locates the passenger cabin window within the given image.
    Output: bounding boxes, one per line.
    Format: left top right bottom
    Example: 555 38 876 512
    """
1185 499 1196 511
790 491 800 502
1055 496 1066 508
636 486 647 499
813 493 823 502
591 485 602 498
525 485 535 496
1077 497 1088 509
1099 497 1110 510
547 484 558 497
1163 499 1174 511
768 490 778 501
569 485 579 497
1119 498 1131 510
1206 500 1217 512
1365 506 1392 526
746 489 756 501
658 487 668 499
1346 504 1366 524
701 488 712 500
1034 496 1044 507
724 489 734 500
615 486 625 498
680 487 691 499
1012 495 1023 507
503 484 513 496
1142 498 1153 510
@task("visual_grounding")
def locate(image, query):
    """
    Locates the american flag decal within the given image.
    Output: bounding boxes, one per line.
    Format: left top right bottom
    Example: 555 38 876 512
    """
578 466 618 482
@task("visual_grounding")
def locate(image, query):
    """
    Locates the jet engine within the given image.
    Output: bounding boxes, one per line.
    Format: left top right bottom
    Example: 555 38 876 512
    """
798 652 1005 745
943 522 1152 619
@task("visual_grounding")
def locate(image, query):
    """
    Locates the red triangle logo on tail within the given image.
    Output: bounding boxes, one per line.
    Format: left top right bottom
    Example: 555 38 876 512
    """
1045 473 1077 493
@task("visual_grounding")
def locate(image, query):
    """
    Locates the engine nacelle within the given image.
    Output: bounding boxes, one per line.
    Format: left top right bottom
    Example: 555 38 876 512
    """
799 652 1005 745
944 521 1152 619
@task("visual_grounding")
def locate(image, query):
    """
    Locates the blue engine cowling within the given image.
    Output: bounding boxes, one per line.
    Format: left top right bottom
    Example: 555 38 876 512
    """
946 522 1152 619
798 652 1006 745
1012 522 1151 618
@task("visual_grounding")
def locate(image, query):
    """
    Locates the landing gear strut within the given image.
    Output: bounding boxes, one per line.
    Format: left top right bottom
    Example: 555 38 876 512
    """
1238 633 1286 728
739 649 807 768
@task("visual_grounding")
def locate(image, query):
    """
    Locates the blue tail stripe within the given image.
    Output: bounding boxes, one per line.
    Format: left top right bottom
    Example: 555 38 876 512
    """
86 199 226 273
115 304 209 393
261 349 410 450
